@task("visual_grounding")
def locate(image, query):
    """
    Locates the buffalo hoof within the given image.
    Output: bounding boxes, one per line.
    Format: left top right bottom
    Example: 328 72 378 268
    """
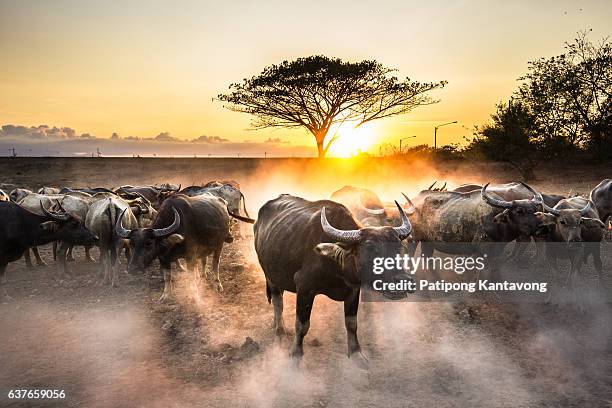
288 353 302 369
36 261 48 267
158 292 174 303
349 351 370 370
85 257 96 264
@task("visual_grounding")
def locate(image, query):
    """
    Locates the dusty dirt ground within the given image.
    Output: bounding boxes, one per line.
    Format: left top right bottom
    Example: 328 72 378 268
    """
0 157 611 408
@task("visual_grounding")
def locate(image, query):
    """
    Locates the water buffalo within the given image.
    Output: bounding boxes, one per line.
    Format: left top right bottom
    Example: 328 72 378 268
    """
202 179 240 189
481 182 546 239
38 187 61 195
14 191 93 267
452 184 482 193
0 200 98 296
115 194 249 300
59 187 114 196
403 182 564 258
115 185 180 210
178 183 249 217
9 188 33 203
330 186 390 226
86 196 141 286
590 179 611 224
480 183 566 258
537 197 605 280
254 195 412 366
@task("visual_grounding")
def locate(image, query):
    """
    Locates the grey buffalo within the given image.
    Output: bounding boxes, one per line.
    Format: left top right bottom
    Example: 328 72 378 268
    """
537 196 605 280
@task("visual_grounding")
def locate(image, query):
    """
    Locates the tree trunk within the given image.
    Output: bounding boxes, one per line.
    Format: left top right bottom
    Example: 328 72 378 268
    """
315 133 326 158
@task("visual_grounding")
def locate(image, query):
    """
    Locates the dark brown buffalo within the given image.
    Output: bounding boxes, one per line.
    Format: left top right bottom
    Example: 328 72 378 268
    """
590 179 611 224
0 201 98 298
254 194 411 367
116 194 249 300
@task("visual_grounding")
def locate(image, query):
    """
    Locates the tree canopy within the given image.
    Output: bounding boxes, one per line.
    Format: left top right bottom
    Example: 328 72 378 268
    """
516 30 612 160
218 55 446 157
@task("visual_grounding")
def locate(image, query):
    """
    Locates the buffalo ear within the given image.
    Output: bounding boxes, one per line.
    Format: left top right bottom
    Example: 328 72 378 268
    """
39 221 59 232
493 209 510 224
581 217 605 229
165 233 185 247
315 243 346 261
535 212 556 226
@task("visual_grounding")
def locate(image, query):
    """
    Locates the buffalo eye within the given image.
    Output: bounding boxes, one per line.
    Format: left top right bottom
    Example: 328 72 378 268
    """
516 208 524 215
559 220 566 225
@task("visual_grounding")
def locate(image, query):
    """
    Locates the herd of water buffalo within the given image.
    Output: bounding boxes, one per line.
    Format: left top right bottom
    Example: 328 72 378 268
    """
0 178 611 363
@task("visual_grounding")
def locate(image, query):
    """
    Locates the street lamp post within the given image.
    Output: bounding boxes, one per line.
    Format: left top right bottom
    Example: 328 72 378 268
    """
399 136 417 153
434 121 457 149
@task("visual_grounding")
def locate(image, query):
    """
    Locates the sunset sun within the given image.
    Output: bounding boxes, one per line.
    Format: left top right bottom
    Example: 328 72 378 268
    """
326 122 379 158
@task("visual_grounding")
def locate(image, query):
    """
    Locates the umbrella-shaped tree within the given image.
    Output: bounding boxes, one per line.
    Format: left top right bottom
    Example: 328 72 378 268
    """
218 55 447 157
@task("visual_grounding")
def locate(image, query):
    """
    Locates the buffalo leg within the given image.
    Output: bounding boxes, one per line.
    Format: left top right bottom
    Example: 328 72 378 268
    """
509 236 531 260
57 241 70 275
0 260 12 301
345 288 368 368
32 247 47 266
124 244 132 264
211 244 223 291
99 248 109 283
269 284 286 336
84 245 95 263
53 242 58 261
109 240 124 287
405 239 418 257
200 256 208 278
159 261 173 302
289 291 314 359
0 259 7 285
586 244 603 277
187 256 202 299
24 249 34 268
67 245 75 262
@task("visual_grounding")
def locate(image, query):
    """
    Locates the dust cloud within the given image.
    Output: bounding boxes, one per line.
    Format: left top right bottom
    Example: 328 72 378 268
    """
1 157 611 407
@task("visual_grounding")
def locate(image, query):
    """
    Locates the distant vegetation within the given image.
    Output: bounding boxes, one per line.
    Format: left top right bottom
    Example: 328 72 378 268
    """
384 31 611 181
469 31 612 179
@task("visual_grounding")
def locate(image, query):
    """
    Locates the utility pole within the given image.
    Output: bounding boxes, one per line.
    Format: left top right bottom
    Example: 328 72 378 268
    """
399 136 417 153
434 121 457 149
10 148 17 157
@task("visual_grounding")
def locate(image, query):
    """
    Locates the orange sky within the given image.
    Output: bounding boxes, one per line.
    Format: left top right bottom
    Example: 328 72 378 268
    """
1 0 611 156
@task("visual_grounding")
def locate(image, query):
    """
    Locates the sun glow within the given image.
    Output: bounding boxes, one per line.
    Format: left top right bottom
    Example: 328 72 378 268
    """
326 122 379 158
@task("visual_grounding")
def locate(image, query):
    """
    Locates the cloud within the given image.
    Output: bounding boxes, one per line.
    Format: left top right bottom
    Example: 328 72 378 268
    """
190 135 229 144
0 123 314 157
264 137 290 144
0 124 81 139
153 132 178 142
